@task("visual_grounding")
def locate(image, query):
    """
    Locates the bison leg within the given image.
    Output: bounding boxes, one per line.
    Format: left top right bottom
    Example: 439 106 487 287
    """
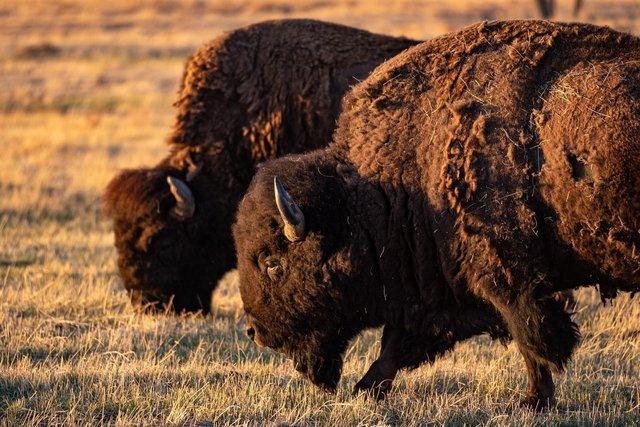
488 291 579 408
353 325 402 399
354 323 458 399
536 0 555 18
520 354 554 409
573 0 583 16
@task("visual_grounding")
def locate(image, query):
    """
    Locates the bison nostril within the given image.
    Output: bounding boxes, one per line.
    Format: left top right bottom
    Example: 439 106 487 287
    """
246 327 256 340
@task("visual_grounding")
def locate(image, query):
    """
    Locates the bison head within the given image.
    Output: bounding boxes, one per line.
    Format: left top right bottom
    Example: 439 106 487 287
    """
104 163 236 314
233 154 382 391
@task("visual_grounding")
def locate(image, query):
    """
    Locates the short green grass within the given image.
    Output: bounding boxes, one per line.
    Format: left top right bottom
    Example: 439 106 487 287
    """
1 1 640 425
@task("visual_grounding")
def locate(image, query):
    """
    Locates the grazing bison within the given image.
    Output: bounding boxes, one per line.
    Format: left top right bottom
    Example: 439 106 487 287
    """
103 19 417 313
234 20 640 407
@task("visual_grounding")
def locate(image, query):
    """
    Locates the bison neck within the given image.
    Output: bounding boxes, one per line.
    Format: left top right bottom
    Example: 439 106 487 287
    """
337 158 455 329
168 146 250 285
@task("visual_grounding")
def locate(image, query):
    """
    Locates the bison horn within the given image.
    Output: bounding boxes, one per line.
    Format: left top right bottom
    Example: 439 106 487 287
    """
167 176 195 220
274 176 305 242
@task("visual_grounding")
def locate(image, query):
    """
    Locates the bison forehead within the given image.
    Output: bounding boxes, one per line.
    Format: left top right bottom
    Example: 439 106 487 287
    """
106 180 183 232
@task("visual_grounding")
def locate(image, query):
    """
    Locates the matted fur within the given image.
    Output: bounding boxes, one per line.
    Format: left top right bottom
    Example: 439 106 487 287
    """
234 20 640 406
103 19 417 313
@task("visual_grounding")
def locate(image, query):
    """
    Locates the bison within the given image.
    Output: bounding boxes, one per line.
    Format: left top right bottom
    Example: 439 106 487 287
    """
104 19 417 313
233 20 640 407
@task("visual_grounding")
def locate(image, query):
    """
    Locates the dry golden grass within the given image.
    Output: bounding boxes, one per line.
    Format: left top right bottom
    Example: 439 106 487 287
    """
1 0 640 425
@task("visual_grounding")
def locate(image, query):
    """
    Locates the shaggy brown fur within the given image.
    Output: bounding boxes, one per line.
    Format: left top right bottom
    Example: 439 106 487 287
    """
234 20 640 407
103 19 417 313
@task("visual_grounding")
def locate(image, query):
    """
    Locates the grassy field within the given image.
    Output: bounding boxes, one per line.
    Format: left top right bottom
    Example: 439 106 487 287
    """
1 0 640 425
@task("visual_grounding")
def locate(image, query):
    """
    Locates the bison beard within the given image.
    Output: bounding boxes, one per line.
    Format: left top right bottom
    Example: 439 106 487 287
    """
233 20 640 407
103 20 417 313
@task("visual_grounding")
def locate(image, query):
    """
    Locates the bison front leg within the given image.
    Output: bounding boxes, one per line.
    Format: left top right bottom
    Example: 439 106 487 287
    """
354 324 457 399
353 325 402 399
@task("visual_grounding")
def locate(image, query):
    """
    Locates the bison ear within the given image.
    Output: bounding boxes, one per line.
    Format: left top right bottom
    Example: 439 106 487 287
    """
167 176 195 220
169 146 203 181
274 176 306 242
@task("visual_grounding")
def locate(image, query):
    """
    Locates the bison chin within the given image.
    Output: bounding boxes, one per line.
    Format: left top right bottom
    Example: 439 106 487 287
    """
288 333 351 393
294 352 343 393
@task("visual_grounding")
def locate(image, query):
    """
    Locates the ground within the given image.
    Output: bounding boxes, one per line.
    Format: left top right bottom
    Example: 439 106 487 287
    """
1 0 639 425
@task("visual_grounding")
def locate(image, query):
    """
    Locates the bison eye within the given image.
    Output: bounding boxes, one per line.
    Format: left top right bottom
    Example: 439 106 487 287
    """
265 257 283 281
267 265 283 281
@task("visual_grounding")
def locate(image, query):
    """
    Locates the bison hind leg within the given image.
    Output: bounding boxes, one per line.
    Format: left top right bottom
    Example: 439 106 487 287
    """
510 294 580 372
482 286 580 408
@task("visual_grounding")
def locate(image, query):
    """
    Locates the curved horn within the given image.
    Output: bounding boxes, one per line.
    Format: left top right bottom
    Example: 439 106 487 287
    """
167 176 195 220
274 176 305 242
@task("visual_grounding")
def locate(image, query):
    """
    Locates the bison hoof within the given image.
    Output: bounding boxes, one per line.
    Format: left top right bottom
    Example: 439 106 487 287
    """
520 394 555 410
353 377 392 400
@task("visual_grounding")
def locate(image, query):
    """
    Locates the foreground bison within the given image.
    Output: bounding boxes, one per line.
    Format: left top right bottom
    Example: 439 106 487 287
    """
234 20 640 407
104 20 417 313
